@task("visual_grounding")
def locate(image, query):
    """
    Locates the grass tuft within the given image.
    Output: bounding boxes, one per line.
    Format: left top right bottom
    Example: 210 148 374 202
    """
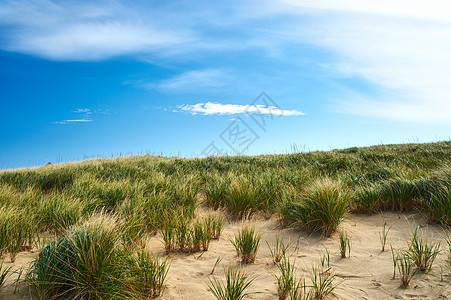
379 223 391 252
0 259 12 291
406 227 440 273
310 265 336 299
338 230 351 258
274 257 297 300
396 250 416 288
128 250 170 298
27 215 132 299
285 179 349 237
207 266 257 300
267 236 291 265
230 225 261 264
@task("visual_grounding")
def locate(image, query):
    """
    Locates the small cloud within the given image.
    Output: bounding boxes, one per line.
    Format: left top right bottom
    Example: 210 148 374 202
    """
177 102 305 116
52 119 93 125
73 108 91 114
142 69 230 91
66 119 93 122
53 107 106 125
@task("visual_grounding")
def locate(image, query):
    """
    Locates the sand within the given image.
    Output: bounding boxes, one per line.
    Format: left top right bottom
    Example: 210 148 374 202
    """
2 210 451 299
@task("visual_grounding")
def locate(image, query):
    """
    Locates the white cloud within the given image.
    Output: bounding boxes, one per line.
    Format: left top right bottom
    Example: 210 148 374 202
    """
53 107 107 124
73 108 91 114
16 22 183 61
2 0 450 122
65 119 93 122
145 69 230 91
276 0 451 122
0 0 190 61
178 102 304 116
52 119 92 125
281 0 451 23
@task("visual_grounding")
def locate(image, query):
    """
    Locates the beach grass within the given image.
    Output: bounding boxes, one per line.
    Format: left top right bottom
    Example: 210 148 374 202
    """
0 141 449 297
207 266 257 300
230 225 261 264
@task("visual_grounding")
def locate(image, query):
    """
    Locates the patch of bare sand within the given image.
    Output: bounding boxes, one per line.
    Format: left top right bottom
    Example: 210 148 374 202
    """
2 211 451 299
155 210 451 300
0 249 38 300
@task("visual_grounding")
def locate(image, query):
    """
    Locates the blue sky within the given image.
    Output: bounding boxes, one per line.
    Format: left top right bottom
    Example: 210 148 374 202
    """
1 0 450 169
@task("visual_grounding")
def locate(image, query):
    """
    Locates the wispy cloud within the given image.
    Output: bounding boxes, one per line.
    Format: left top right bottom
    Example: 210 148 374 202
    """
177 102 304 116
52 119 92 125
281 0 451 22
2 0 451 122
277 0 451 122
143 69 230 91
0 0 190 61
53 107 107 125
73 108 92 114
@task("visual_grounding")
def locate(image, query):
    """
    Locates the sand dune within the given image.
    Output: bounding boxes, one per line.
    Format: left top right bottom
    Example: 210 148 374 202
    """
2 209 451 299
157 210 451 299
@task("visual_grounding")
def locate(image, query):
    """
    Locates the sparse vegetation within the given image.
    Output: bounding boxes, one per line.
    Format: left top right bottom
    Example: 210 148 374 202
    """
310 265 336 299
231 225 261 264
391 245 397 280
338 230 351 258
0 259 12 291
210 256 223 275
161 214 220 254
128 250 170 299
267 236 292 265
396 250 416 288
274 257 297 300
406 227 440 273
289 278 311 300
205 214 224 240
0 141 450 297
207 266 257 300
320 249 331 270
379 223 391 252
444 235 451 272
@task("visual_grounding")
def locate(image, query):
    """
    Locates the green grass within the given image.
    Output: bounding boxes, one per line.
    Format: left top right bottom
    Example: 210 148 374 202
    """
267 236 291 265
274 257 297 300
160 214 219 254
224 175 259 219
0 206 36 262
380 178 419 211
207 266 257 300
444 235 451 273
0 141 450 296
27 214 171 299
128 250 170 298
352 184 381 214
427 186 451 226
379 223 391 252
0 259 12 291
391 245 398 280
283 179 350 236
27 215 130 299
204 214 223 240
230 225 261 264
310 265 336 299
406 227 440 273
395 250 416 288
35 192 81 235
338 230 351 258
205 174 229 210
